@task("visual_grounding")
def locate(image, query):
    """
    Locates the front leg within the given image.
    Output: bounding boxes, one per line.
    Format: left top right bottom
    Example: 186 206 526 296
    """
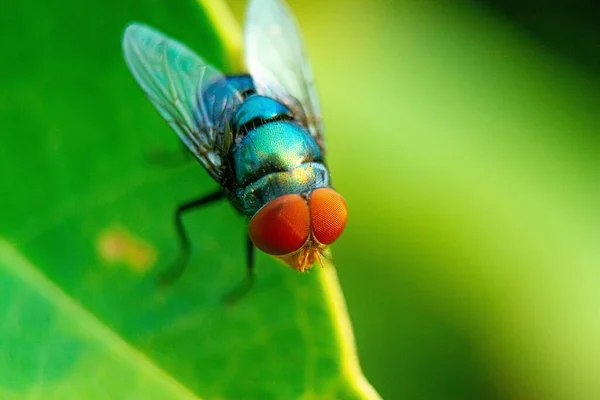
158 190 225 286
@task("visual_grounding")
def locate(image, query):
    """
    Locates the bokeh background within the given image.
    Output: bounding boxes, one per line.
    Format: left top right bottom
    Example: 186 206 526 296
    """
232 0 600 398
2 0 600 398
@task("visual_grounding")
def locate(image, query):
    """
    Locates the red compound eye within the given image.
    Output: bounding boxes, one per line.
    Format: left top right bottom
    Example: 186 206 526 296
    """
248 194 310 255
309 188 348 245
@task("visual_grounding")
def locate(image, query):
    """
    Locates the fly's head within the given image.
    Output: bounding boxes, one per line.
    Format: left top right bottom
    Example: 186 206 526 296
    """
248 188 348 271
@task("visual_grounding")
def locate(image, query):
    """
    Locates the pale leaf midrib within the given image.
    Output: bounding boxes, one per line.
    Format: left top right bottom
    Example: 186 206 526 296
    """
0 239 201 400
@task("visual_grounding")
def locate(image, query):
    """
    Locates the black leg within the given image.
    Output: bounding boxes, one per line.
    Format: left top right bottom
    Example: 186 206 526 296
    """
224 235 256 305
246 234 255 278
158 190 225 286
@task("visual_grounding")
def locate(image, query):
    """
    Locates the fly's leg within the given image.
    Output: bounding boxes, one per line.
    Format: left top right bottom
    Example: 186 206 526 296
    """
224 235 256 305
158 190 225 286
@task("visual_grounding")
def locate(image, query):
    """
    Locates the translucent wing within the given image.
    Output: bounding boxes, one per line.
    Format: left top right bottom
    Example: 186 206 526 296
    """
244 0 325 153
123 23 242 181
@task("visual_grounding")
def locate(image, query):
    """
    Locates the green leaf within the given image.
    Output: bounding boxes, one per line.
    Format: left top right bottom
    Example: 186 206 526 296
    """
0 0 379 398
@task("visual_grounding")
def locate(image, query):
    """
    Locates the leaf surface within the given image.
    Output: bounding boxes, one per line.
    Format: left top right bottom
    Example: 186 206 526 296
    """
0 0 379 398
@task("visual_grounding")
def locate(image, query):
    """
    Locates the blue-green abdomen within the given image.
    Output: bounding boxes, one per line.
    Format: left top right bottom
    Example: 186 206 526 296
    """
233 95 292 128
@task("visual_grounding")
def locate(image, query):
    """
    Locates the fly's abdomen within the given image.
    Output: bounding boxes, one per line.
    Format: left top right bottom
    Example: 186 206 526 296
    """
233 95 291 128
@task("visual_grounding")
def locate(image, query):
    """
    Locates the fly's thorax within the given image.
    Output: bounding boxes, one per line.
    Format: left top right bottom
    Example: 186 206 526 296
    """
228 93 325 215
232 120 322 186
234 162 330 215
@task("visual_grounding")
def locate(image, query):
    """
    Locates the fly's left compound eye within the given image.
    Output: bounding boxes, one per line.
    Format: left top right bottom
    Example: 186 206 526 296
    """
309 188 348 245
248 194 311 255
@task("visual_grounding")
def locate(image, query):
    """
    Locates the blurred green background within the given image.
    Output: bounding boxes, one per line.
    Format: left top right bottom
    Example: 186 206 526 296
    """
230 0 600 398
2 0 600 398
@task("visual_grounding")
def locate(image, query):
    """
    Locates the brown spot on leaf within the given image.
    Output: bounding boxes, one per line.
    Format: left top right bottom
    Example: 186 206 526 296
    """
97 227 156 273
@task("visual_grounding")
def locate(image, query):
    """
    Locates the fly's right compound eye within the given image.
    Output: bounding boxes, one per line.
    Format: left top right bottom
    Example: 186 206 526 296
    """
248 194 310 255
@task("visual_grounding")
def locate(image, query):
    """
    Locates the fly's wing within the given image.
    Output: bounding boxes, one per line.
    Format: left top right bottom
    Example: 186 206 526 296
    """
123 23 242 181
244 0 326 153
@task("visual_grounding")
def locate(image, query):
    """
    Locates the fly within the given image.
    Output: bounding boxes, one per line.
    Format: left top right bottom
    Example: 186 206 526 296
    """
122 0 348 297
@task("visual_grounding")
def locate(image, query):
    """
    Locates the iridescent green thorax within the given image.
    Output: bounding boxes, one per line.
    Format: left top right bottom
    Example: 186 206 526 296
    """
227 91 329 216
234 120 322 185
234 162 330 215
